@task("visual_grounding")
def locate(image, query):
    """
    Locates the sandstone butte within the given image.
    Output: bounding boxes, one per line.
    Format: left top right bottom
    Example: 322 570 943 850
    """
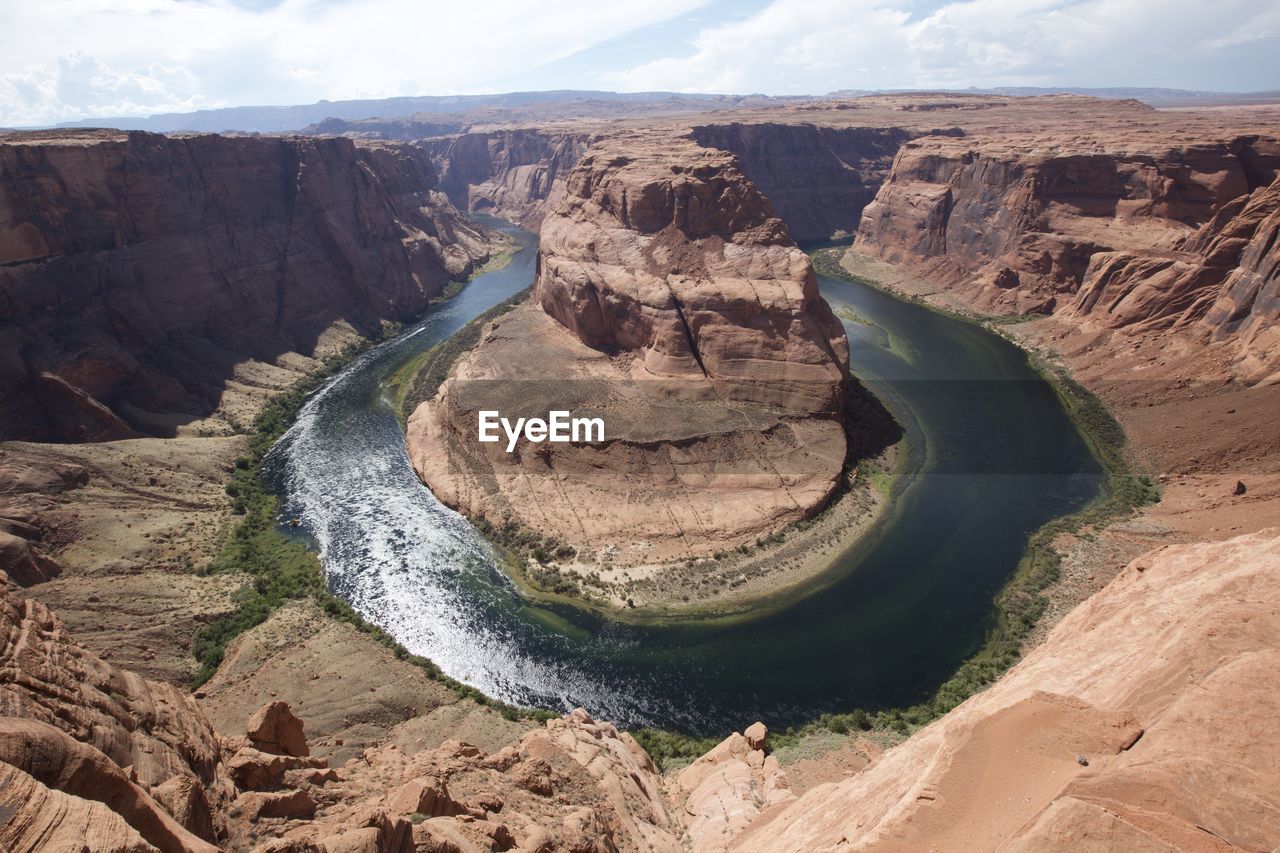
2 93 1280 851
406 135 852 564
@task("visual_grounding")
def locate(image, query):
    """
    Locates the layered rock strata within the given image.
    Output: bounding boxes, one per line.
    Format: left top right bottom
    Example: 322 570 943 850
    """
0 130 491 442
853 130 1280 377
407 136 851 564
1070 174 1280 378
5 525 1280 851
0 576 700 851
689 122 928 242
422 128 593 228
0 575 232 848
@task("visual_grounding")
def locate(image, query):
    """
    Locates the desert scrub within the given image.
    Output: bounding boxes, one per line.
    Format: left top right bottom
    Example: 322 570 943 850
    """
631 728 721 772
193 331 391 684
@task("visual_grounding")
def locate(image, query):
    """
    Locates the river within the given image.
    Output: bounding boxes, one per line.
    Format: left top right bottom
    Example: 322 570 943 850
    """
266 222 1103 735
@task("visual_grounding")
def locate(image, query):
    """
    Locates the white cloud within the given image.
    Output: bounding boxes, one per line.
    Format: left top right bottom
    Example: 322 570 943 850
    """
2 0 1277 125
0 0 708 125
607 0 1280 93
1 54 205 126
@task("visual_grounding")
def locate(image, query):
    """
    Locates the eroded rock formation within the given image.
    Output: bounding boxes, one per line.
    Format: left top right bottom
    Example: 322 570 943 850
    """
0 450 88 587
1069 173 1280 379
0 130 491 442
407 135 851 564
0 574 232 847
853 130 1280 377
6 521 1280 851
423 128 593 228
0 576 696 851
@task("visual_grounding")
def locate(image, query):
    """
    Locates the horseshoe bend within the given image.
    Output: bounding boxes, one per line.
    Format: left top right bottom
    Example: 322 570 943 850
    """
404 136 867 593
1 11 1280 851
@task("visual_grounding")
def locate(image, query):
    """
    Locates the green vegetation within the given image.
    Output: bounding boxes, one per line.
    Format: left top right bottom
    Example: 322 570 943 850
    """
834 305 872 326
188 309 555 725
810 246 861 281
631 728 721 771
390 288 531 424
196 238 1162 770
468 235 519 279
192 330 389 686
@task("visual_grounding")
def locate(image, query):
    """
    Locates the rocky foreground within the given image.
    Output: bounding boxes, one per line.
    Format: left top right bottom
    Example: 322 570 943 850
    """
737 528 1280 851
407 135 852 566
3 523 1277 850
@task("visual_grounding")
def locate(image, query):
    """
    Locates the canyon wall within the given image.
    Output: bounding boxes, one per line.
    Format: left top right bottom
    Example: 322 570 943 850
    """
421 128 593 228
853 131 1280 377
689 122 929 243
1071 173 1280 378
407 134 852 565
0 130 491 442
303 115 466 140
423 121 933 245
533 136 849 410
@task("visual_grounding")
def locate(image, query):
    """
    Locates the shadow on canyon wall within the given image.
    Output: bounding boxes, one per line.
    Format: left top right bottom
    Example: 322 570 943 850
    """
0 131 490 442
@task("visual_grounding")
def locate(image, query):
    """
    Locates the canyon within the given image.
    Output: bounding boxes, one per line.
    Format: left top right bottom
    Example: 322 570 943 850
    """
0 92 1278 851
852 123 1280 379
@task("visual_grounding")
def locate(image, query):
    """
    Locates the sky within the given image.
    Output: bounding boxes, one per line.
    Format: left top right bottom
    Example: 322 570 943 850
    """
1 0 1277 126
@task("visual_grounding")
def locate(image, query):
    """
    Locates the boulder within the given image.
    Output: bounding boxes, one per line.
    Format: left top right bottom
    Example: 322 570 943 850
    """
0 528 62 586
242 789 317 822
248 701 310 757
743 722 768 751
150 774 218 843
385 775 463 818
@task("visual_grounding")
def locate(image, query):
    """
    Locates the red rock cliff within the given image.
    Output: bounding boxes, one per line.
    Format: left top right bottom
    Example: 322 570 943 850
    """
423 128 593 228
689 122 930 243
852 130 1280 376
0 130 490 442
534 136 849 413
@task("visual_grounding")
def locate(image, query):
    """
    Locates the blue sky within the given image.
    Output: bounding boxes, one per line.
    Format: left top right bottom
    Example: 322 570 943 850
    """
1 0 1277 126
